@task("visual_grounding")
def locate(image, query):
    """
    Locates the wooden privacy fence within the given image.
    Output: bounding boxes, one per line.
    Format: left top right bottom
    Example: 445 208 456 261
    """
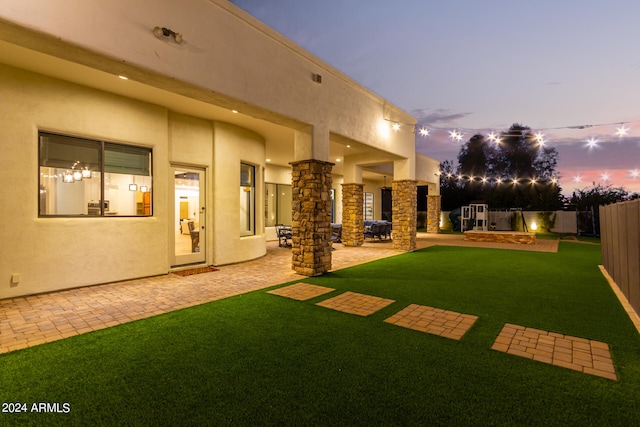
600 199 640 314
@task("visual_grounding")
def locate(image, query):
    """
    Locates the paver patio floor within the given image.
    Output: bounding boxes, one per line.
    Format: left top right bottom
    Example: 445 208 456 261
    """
0 240 403 354
267 283 335 300
491 323 617 380
316 291 395 316
385 304 478 340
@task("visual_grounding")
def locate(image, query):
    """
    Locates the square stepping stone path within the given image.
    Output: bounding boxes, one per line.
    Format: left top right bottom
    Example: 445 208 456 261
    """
492 324 617 380
267 283 335 301
384 304 478 340
316 292 395 316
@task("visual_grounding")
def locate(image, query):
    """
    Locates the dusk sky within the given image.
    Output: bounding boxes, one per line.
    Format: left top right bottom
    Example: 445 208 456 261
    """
230 0 640 195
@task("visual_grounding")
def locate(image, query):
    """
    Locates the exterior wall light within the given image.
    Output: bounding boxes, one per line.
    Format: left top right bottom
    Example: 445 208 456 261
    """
153 26 183 44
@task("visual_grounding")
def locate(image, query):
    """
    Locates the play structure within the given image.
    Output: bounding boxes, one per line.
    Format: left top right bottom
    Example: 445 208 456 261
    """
453 203 489 232
449 203 489 232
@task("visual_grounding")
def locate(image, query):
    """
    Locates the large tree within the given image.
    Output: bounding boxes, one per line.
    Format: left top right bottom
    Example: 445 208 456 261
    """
569 184 629 235
444 124 563 210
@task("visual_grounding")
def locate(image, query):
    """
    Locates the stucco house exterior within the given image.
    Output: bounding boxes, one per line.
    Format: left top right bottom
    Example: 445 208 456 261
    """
0 0 440 299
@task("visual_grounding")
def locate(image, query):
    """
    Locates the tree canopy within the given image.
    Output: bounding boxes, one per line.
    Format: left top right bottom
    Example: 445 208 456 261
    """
440 124 563 211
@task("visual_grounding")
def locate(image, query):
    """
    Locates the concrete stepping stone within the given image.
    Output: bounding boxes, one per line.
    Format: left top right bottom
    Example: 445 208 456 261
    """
384 304 478 340
316 291 395 316
267 283 335 301
492 323 617 380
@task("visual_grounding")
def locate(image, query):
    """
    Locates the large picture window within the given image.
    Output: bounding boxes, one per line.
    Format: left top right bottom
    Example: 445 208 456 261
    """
240 163 255 236
38 132 152 217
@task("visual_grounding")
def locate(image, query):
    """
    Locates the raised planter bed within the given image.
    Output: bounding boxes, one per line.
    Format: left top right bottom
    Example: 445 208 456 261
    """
464 230 536 245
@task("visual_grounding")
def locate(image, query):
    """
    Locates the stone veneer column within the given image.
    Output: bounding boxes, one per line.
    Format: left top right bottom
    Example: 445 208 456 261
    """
427 195 441 233
290 160 333 276
341 183 364 247
392 180 417 251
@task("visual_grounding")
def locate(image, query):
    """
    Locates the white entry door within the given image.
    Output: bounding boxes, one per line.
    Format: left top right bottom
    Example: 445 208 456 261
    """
172 166 205 267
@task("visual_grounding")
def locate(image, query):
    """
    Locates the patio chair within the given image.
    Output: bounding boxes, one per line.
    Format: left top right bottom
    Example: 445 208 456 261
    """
188 221 200 253
331 224 342 243
276 224 292 247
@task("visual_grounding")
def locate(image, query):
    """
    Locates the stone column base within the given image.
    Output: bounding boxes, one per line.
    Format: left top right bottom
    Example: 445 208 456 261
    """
392 180 417 251
290 160 333 276
341 183 364 247
427 195 441 233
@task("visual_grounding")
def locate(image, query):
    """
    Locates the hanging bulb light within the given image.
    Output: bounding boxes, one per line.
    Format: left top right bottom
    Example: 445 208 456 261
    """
615 124 629 137
72 169 83 181
63 171 74 183
419 127 430 137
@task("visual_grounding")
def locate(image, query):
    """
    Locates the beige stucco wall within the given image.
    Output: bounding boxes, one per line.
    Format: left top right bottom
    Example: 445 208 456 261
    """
212 121 266 265
0 64 272 298
0 64 169 298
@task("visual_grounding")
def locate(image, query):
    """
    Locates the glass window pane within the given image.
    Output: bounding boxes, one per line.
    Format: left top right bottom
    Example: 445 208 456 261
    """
240 163 255 236
104 143 152 217
277 184 292 225
265 183 277 227
39 133 101 216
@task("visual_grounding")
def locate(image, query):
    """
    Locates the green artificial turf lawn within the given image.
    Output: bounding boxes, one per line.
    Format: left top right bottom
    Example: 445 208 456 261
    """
1 242 639 426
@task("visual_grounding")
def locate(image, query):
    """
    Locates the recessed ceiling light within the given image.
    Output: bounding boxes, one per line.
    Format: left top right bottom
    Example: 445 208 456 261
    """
118 75 128 80
266 159 271 162
232 110 238 114
336 158 341 162
346 145 351 148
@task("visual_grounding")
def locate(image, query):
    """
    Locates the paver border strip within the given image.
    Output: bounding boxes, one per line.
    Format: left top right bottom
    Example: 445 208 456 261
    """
598 265 640 335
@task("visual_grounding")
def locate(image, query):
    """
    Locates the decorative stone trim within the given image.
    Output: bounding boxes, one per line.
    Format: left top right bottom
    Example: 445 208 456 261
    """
392 180 417 251
290 160 334 276
341 183 364 247
464 231 536 244
427 194 441 234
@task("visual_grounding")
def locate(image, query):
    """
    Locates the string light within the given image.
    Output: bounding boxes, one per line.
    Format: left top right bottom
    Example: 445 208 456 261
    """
392 123 401 132
487 131 501 144
600 172 611 182
415 119 639 142
448 130 463 141
573 175 582 183
616 124 629 137
630 169 640 178
586 136 598 149
438 173 559 186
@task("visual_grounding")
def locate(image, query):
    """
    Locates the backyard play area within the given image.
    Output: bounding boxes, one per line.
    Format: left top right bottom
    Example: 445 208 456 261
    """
1 241 639 425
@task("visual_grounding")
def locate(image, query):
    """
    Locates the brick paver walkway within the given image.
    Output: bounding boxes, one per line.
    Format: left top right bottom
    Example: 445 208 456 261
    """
384 304 478 340
267 283 335 301
0 241 402 354
492 323 617 380
316 292 395 316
